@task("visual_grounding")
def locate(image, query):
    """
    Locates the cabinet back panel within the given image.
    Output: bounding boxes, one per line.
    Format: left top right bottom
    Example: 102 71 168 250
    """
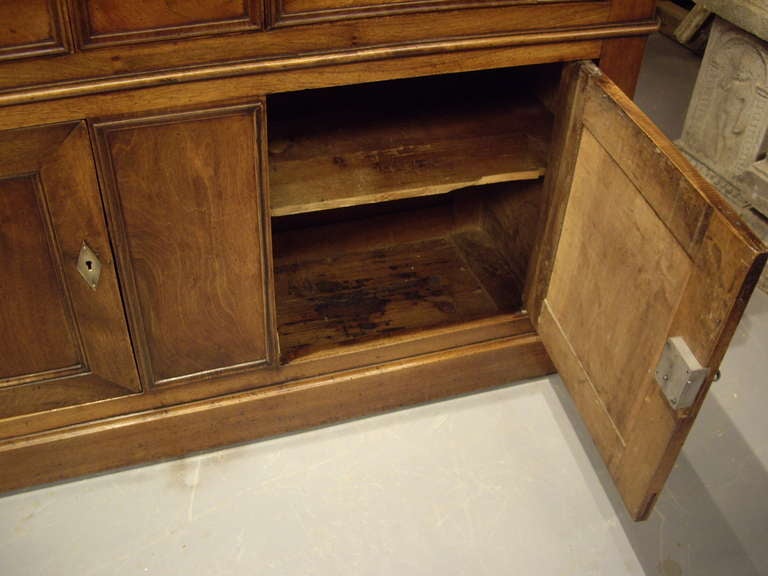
98 108 269 385
0 176 82 382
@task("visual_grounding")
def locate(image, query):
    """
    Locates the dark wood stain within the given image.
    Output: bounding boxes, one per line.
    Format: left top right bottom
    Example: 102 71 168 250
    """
275 219 522 361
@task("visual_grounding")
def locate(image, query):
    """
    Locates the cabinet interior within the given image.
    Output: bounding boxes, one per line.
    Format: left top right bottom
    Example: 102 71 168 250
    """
267 65 560 362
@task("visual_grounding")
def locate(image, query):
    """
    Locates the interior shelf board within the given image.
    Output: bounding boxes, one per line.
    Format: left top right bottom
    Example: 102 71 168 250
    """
268 97 552 216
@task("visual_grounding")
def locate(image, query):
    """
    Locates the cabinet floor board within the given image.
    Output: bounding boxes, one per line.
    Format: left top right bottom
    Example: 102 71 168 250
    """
275 220 520 362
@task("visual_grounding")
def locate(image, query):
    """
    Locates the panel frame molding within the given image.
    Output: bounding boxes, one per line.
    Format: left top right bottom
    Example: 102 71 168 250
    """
69 0 264 49
0 0 73 62
0 171 87 389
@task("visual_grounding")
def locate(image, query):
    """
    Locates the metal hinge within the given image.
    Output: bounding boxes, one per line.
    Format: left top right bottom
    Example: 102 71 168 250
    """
654 337 709 410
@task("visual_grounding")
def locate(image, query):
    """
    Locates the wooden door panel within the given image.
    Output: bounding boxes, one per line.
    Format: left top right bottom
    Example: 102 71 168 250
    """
72 0 261 46
0 0 71 61
0 176 81 381
93 104 272 387
0 122 140 419
529 62 767 520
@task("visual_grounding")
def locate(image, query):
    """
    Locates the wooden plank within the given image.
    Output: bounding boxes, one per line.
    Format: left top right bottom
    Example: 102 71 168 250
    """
268 83 551 215
598 35 649 97
656 0 688 38
538 301 625 463
275 212 522 361
0 334 553 494
0 122 74 174
599 0 656 95
0 376 135 421
525 62 590 324
615 211 767 517
674 4 711 44
582 76 713 257
481 180 544 297
0 312 537 439
546 127 692 439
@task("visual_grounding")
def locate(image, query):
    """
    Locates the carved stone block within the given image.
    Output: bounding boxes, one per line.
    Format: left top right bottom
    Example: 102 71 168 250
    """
678 17 768 291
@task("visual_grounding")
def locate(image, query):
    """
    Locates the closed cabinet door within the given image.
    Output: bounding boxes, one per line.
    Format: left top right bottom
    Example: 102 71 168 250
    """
93 103 274 388
528 62 767 520
0 122 140 419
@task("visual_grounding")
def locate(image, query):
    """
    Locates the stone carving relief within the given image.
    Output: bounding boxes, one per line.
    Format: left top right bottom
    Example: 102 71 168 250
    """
679 17 768 291
680 18 768 206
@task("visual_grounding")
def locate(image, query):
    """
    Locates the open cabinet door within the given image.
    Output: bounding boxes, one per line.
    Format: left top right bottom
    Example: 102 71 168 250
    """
527 62 767 520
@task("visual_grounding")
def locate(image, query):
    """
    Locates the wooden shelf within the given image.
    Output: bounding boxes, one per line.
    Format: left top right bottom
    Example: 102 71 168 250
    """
273 201 524 362
268 75 552 216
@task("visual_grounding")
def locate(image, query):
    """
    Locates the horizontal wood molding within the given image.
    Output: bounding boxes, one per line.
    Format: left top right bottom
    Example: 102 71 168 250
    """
0 16 656 108
269 0 591 28
0 39 604 131
0 314 534 439
0 333 553 494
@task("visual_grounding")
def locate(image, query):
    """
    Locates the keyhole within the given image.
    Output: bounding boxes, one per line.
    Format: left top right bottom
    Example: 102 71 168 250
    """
85 260 94 271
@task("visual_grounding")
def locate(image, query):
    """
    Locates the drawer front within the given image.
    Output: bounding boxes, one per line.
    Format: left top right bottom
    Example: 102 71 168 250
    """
0 0 71 61
72 0 263 47
93 104 273 387
271 0 588 26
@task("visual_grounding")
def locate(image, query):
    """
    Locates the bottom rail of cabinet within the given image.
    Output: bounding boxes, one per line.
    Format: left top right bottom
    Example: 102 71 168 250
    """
0 333 553 494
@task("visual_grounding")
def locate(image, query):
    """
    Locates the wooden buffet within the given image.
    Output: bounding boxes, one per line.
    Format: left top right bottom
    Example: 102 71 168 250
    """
0 0 765 521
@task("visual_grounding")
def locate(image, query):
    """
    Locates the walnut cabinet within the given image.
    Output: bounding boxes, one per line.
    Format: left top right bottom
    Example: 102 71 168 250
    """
0 0 765 521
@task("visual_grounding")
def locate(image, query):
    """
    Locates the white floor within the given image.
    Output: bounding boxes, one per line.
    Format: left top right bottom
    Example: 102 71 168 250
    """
2 35 767 576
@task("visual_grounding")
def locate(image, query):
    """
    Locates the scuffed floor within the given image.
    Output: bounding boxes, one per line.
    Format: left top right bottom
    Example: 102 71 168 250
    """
1 34 766 576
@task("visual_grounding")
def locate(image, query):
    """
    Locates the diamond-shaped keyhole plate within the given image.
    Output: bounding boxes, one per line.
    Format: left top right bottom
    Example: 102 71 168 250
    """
77 242 102 289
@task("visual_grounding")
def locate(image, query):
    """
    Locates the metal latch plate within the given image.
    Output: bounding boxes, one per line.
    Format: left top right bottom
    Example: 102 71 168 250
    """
655 337 709 410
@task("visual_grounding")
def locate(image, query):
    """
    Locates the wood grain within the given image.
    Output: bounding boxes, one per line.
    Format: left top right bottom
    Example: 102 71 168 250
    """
0 176 82 383
268 74 551 215
0 122 140 418
71 0 261 47
481 180 544 298
0 122 74 174
546 127 691 439
599 36 649 97
94 104 273 386
0 311 535 439
0 0 71 61
273 0 581 26
525 62 590 324
582 77 712 255
0 333 553 494
39 123 141 395
0 3 628 98
535 62 767 520
274 197 523 361
0 40 603 130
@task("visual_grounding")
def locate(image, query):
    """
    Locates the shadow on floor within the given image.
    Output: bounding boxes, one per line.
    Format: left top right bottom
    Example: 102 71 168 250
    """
547 377 766 576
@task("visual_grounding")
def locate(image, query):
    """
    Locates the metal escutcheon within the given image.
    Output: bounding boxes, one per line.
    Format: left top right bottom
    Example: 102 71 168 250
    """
77 242 102 289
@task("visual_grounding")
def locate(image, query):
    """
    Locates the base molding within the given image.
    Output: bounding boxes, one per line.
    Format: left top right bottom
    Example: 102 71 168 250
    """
0 334 552 494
